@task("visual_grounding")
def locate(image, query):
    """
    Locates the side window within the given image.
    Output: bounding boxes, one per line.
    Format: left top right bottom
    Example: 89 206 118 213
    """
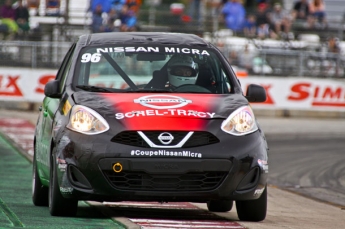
55 43 76 93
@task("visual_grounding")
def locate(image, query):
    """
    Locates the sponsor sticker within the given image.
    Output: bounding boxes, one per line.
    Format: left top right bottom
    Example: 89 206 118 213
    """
62 100 71 116
95 47 210 56
134 95 192 109
258 159 269 173
254 187 265 196
60 187 73 193
115 109 215 119
130 149 202 158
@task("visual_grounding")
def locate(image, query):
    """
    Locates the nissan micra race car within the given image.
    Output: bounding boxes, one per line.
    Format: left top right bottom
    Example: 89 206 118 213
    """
32 32 268 221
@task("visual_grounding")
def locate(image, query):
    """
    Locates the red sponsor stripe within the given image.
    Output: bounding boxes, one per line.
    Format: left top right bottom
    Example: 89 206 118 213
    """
312 101 345 107
102 93 218 130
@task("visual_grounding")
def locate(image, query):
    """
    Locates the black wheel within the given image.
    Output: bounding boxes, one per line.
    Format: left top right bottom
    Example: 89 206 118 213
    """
32 151 49 206
207 200 233 212
49 153 78 217
236 185 267 222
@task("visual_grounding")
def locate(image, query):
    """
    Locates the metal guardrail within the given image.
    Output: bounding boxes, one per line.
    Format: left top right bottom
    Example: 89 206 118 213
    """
0 40 344 78
0 41 72 69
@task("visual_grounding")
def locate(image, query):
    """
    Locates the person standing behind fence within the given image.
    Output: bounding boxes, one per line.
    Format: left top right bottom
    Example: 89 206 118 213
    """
0 0 19 39
15 0 30 36
221 0 245 34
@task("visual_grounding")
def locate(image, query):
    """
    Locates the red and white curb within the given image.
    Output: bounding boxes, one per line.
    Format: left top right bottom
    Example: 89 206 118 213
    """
130 219 244 229
0 118 245 229
0 118 35 156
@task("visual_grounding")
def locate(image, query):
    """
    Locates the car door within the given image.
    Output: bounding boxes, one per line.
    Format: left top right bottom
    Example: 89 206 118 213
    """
37 43 76 181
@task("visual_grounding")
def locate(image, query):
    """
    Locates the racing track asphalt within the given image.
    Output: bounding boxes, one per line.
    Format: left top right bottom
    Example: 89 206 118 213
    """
0 108 344 229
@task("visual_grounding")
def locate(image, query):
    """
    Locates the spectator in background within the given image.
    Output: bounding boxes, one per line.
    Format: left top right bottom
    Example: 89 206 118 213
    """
1 0 15 20
92 4 106 33
292 0 310 22
0 0 19 38
270 3 292 39
243 14 256 38
221 0 246 34
327 36 340 54
119 4 137 32
104 8 120 32
255 3 276 39
15 0 30 35
309 0 327 28
238 44 257 72
324 35 341 77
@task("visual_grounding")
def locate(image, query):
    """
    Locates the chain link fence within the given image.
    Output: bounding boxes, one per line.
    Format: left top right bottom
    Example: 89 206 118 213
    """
0 39 344 78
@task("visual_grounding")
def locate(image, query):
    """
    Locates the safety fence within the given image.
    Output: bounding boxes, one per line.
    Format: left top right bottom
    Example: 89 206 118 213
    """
0 40 344 78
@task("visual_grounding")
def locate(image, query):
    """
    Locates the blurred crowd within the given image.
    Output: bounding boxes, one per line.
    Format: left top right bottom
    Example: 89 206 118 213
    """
217 0 328 40
0 0 333 42
0 0 30 39
90 0 141 33
0 0 142 39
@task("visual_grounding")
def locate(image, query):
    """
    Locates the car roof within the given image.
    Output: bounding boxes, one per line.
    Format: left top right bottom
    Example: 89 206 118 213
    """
78 32 210 47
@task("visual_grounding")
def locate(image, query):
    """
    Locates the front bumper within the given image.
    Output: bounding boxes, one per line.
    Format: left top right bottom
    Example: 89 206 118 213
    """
55 129 268 202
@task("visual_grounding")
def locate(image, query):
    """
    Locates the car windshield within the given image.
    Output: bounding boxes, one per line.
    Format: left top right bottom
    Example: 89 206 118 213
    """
75 45 232 94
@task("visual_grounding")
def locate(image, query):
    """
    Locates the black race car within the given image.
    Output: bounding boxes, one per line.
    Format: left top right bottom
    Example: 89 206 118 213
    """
32 32 268 221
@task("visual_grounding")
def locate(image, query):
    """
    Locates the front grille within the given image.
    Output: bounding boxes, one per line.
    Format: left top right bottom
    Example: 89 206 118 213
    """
103 171 227 191
111 131 150 147
111 131 219 148
183 132 219 147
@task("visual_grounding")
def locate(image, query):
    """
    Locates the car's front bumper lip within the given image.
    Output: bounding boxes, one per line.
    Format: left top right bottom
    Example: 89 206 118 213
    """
63 157 267 202
56 130 268 202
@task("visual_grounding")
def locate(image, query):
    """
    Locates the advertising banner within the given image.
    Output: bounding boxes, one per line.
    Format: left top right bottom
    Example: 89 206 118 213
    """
0 67 344 112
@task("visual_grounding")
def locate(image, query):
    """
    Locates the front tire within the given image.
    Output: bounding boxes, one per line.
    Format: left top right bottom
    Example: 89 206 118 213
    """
207 200 233 212
236 185 267 221
32 152 49 206
49 153 78 217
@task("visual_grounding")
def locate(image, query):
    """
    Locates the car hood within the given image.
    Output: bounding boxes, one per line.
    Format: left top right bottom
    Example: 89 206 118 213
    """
73 92 248 130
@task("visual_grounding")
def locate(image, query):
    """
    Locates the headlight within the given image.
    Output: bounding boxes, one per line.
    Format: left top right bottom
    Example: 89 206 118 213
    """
221 106 258 136
66 105 109 135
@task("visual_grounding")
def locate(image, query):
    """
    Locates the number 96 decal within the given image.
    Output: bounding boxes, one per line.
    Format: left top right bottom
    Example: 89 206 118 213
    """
81 53 101 63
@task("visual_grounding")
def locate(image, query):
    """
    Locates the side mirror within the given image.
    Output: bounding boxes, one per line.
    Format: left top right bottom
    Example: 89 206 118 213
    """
44 80 61 98
245 84 266 103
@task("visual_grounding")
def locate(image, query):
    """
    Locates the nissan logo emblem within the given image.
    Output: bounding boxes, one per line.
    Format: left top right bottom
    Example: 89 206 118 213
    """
158 132 174 145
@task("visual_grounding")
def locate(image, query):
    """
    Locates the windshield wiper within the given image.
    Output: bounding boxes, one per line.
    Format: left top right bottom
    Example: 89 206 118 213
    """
76 85 123 93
